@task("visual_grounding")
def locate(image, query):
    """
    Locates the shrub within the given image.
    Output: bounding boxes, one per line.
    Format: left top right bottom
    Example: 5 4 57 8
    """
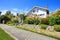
24 16 41 25
39 24 48 29
49 16 56 26
41 18 49 25
54 25 60 32
49 10 60 25
6 21 15 25
0 15 11 23
24 17 34 24
11 17 18 23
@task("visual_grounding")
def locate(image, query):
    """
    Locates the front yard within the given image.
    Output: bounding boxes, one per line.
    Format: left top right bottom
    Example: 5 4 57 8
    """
6 23 60 40
17 26 60 40
0 28 14 40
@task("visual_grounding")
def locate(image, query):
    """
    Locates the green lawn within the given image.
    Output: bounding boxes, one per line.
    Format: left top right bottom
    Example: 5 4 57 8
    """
0 28 14 40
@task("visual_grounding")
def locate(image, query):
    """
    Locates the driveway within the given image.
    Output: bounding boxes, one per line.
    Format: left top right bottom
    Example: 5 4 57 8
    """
0 24 57 40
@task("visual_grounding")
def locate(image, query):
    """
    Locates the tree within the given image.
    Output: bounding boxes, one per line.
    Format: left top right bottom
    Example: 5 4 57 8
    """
33 14 41 25
0 15 10 23
24 15 41 25
5 11 11 15
19 14 25 23
49 10 60 25
0 11 2 15
41 17 49 25
5 11 14 21
0 11 2 23
0 11 14 23
49 16 56 26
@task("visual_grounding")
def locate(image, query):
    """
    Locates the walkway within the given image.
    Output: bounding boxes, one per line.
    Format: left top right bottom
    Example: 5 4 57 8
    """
0 24 57 40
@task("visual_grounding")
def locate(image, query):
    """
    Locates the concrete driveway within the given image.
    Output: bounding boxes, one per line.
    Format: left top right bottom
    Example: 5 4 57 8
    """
0 24 57 40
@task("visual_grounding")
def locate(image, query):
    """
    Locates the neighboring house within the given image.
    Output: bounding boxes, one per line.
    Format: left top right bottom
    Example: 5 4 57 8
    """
27 6 49 18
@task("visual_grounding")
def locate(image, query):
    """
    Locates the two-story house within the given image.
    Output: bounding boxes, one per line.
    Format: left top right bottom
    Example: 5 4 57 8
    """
27 6 49 18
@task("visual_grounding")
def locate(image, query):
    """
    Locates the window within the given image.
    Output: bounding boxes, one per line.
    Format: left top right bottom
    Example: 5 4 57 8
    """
33 10 35 13
38 14 44 16
37 8 40 12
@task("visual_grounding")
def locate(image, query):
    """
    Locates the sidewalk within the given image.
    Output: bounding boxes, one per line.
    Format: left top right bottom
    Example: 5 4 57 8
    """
0 24 57 40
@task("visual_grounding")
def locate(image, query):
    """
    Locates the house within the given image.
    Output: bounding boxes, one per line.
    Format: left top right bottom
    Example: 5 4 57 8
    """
27 6 49 18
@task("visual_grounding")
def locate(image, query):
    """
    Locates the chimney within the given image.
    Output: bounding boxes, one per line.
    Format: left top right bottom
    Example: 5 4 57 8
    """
46 4 48 9
46 4 49 15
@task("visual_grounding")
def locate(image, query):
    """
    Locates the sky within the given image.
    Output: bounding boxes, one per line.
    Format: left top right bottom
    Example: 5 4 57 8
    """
0 0 60 15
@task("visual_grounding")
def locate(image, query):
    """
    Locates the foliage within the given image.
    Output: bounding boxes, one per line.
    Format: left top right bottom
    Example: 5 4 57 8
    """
49 10 60 25
6 21 15 26
41 17 49 25
55 11 60 24
19 14 25 20
5 11 11 15
54 25 60 32
33 15 41 25
24 16 41 25
0 15 11 23
6 17 18 26
0 11 15 23
49 16 56 26
5 11 14 20
11 17 18 23
0 11 2 23
19 14 26 23
0 11 2 15
24 17 34 24
39 24 48 29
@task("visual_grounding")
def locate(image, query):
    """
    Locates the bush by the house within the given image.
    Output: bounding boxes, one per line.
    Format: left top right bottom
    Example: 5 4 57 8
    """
24 17 35 24
49 16 56 26
6 21 15 26
39 24 48 29
49 10 60 25
41 17 49 25
11 17 18 23
24 16 41 25
54 25 60 32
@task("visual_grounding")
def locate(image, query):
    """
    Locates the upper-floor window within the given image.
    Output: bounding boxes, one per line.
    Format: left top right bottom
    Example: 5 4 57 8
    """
37 8 40 12
33 10 35 13
38 14 44 16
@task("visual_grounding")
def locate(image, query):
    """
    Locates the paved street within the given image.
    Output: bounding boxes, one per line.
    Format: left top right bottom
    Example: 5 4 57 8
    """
0 24 57 40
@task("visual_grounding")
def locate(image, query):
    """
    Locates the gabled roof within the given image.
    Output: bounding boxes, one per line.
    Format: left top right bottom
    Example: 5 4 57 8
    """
27 6 48 15
33 6 48 10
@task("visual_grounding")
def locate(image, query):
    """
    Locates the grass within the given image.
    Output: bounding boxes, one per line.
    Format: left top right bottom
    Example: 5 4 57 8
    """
39 24 48 29
0 28 14 40
54 25 60 31
6 23 15 26
17 26 60 40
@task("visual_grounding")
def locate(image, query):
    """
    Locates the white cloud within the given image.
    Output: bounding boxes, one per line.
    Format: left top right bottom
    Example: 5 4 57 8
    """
12 8 19 12
11 11 17 16
19 8 29 14
0 8 29 15
12 8 29 15
1 10 8 15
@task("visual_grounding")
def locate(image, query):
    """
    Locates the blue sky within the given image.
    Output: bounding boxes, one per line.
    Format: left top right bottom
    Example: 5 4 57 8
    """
0 0 60 15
